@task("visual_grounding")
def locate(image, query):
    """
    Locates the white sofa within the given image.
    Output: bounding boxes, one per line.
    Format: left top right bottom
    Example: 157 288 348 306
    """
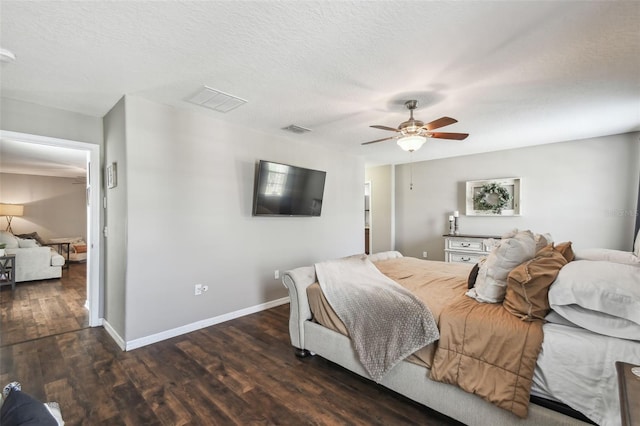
0 231 65 282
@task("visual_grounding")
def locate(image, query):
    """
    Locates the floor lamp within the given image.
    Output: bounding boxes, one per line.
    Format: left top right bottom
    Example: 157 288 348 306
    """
0 204 24 234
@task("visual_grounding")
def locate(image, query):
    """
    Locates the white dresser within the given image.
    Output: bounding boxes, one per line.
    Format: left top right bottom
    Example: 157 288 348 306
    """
443 234 499 264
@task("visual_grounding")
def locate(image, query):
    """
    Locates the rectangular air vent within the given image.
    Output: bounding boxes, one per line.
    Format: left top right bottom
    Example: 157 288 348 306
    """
282 124 312 134
186 86 247 113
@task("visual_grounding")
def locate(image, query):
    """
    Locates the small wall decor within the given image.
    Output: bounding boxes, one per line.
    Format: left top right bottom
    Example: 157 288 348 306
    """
106 162 118 189
466 177 521 216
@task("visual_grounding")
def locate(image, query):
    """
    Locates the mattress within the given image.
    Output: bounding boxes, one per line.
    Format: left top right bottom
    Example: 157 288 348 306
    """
306 257 640 425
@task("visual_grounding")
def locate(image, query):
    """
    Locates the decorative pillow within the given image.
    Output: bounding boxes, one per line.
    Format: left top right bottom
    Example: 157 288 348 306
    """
548 260 640 340
17 239 38 249
534 233 553 253
553 241 575 262
0 231 19 249
15 232 45 246
467 262 480 289
574 248 640 266
467 230 537 303
73 244 87 254
504 245 568 321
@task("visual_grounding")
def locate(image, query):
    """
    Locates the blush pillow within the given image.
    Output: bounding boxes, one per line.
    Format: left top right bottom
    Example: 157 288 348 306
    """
467 230 537 303
504 245 568 321
553 241 575 262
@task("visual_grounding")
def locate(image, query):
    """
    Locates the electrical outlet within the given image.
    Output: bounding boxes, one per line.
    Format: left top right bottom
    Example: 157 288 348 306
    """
194 284 203 296
274 270 280 280
422 251 428 258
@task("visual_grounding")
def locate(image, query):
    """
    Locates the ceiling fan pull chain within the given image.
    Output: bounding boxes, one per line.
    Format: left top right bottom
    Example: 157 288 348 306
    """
409 154 414 190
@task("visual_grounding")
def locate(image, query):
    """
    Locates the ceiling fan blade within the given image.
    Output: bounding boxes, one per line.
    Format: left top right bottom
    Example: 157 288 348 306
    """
361 136 397 145
428 132 469 140
423 117 458 131
370 125 400 132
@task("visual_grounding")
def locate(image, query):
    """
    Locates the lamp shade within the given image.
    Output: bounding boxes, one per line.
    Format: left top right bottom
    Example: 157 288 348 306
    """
397 135 426 152
0 204 24 216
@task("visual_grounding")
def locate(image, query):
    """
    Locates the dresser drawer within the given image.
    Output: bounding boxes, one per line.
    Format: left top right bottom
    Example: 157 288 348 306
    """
447 252 484 264
447 239 485 252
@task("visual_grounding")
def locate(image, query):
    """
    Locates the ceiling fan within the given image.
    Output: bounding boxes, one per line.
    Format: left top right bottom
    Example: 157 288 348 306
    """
362 100 469 152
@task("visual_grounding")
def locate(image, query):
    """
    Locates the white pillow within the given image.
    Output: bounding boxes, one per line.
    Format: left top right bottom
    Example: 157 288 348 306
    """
548 260 640 341
0 231 19 249
574 248 640 266
17 238 38 248
467 229 536 303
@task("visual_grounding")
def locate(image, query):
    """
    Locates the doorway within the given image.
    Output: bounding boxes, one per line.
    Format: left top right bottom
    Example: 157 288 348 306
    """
0 130 102 328
365 181 371 254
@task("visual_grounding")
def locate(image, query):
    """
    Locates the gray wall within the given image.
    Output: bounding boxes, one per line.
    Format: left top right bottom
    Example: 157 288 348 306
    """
395 132 640 261
0 98 103 145
365 165 394 254
121 96 364 341
103 97 128 339
0 173 87 241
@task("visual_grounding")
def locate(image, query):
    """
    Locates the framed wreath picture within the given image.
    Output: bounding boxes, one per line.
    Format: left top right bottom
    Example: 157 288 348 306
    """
465 177 521 216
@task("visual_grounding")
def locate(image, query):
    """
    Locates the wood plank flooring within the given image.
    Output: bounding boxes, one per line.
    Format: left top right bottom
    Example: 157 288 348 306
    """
1 262 88 346
0 304 462 425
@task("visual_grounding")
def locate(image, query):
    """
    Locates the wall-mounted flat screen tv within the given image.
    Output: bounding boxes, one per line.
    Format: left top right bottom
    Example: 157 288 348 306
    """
253 160 326 216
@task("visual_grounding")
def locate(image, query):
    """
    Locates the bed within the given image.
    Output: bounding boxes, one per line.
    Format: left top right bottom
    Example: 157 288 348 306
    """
282 238 640 426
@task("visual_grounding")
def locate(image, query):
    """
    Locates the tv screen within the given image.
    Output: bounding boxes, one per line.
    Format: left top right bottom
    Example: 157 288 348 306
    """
253 160 326 216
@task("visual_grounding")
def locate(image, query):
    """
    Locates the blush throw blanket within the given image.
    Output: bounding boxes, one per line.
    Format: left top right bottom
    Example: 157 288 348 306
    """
315 255 439 382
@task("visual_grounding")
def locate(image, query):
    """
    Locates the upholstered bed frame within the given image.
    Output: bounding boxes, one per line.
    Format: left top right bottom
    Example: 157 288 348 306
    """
282 251 590 426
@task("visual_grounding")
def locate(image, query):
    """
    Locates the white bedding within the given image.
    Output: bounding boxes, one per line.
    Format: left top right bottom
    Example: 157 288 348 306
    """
548 260 640 341
533 322 640 426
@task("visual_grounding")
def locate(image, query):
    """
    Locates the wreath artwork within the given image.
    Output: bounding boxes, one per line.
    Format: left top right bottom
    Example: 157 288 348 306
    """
473 183 511 214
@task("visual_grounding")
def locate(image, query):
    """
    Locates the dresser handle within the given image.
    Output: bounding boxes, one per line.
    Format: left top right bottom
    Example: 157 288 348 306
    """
461 243 471 247
461 257 471 262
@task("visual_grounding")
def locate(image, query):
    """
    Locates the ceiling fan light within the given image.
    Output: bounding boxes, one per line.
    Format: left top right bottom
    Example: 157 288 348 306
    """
397 135 426 152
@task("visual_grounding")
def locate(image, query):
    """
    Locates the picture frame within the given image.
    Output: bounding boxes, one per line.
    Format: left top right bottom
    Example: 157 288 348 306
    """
465 177 521 216
107 162 117 189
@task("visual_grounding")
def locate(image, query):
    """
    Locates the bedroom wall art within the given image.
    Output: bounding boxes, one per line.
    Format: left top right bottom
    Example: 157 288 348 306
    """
107 162 118 189
465 177 521 216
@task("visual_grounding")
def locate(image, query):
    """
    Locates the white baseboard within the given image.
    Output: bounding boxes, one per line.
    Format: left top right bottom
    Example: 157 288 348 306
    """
102 319 126 351
124 296 290 351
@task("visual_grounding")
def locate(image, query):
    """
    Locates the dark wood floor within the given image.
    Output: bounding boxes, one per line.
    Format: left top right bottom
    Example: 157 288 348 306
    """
0 302 461 425
1 262 89 346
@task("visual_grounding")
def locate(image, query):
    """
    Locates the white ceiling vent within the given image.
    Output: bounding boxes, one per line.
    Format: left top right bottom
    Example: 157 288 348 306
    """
282 124 312 134
186 86 247 113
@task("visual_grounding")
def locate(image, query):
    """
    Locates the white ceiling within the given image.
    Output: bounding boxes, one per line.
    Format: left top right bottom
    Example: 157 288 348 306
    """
0 1 639 175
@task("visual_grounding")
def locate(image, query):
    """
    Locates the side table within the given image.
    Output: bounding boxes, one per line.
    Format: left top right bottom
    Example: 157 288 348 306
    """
0 254 16 291
44 241 71 269
616 361 640 426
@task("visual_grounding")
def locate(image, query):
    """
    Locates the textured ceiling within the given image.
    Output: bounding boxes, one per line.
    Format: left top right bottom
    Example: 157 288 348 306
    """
1 0 639 172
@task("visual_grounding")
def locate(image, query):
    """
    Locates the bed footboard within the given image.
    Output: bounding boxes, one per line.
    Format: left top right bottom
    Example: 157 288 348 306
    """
282 265 316 352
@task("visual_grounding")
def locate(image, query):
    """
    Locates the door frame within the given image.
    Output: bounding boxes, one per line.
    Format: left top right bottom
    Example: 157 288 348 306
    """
0 130 102 326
